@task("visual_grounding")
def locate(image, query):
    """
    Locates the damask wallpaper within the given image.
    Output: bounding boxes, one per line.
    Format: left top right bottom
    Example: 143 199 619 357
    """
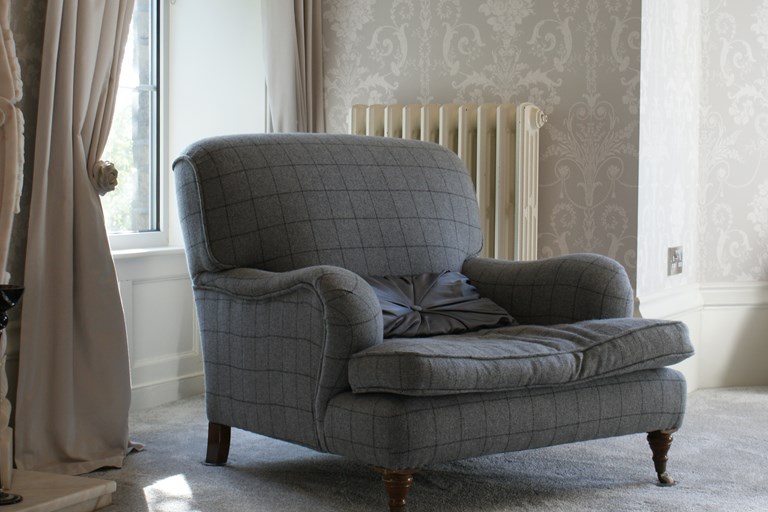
9 0 765 294
322 0 642 285
700 0 768 282
636 0 701 297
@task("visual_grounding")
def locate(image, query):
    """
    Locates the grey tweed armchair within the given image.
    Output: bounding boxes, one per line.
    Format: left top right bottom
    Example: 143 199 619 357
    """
173 133 693 510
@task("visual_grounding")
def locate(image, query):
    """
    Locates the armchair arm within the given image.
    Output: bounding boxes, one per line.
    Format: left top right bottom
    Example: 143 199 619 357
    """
193 265 382 451
462 253 634 324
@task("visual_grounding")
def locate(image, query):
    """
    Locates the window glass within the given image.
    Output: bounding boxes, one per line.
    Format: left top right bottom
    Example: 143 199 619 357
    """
102 0 157 234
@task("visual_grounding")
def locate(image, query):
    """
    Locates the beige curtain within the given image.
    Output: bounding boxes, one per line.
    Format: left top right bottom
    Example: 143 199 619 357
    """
15 0 135 474
262 0 325 132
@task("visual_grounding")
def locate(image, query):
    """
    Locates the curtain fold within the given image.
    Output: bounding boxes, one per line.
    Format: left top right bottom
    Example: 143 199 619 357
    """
293 0 325 133
15 0 135 475
262 0 325 133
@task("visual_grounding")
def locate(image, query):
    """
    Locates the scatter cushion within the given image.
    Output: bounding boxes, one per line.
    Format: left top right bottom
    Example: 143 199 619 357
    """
364 271 515 338
348 318 694 396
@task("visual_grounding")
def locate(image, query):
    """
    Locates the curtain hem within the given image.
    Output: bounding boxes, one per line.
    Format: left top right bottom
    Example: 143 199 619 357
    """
25 452 127 476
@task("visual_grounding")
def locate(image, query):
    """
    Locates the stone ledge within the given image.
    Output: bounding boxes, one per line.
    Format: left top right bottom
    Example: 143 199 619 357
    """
2 470 115 512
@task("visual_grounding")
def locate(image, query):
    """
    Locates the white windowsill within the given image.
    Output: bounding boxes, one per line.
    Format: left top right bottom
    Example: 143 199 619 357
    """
112 245 186 260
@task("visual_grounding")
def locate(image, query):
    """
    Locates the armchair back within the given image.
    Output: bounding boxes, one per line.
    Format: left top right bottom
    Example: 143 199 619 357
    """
173 133 483 278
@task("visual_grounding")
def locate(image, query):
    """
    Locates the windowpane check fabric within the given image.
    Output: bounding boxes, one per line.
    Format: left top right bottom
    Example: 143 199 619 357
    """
174 134 483 278
462 254 635 324
193 265 382 450
348 318 693 395
173 133 692 475
325 368 686 469
364 270 515 337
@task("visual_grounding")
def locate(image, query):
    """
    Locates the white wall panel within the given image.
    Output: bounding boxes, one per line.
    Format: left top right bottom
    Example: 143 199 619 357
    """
114 249 203 410
131 278 196 366
640 281 768 391
698 283 768 389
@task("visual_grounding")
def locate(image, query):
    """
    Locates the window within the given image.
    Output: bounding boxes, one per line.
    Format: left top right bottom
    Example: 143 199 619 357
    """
102 0 159 237
104 0 265 251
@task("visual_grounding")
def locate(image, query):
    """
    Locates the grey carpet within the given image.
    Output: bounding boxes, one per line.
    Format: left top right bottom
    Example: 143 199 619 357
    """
91 387 768 511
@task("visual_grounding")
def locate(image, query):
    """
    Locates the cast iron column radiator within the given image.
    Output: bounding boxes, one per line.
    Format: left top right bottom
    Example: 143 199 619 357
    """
350 103 547 261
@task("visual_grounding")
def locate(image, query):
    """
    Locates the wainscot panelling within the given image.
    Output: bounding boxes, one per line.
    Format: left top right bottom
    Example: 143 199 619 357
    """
697 283 768 388
114 248 203 410
639 282 768 391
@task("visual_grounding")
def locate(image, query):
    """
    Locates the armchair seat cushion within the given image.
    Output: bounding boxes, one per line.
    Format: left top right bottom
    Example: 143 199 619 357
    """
348 318 693 396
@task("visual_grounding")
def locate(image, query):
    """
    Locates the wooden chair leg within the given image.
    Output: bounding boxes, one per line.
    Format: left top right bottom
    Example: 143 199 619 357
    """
376 468 415 511
205 422 231 465
647 429 677 486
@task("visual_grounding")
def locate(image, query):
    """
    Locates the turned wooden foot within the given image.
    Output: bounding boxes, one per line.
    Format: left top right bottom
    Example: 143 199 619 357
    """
376 468 415 511
205 422 231 465
647 429 677 486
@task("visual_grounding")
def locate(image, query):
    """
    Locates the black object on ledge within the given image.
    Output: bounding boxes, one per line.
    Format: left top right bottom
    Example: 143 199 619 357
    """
0 284 23 506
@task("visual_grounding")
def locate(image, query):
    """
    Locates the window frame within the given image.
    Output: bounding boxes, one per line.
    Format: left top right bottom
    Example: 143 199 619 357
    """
107 0 168 252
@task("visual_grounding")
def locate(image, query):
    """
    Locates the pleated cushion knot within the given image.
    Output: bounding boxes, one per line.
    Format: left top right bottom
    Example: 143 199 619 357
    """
364 271 515 338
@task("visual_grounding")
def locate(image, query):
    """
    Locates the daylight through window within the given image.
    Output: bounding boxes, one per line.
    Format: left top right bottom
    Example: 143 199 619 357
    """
102 0 158 234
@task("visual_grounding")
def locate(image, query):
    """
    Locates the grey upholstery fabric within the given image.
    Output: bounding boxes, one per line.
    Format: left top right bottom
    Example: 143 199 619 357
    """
462 254 635 324
193 265 382 450
174 133 691 477
364 271 514 337
173 134 482 278
348 318 693 395
325 368 687 469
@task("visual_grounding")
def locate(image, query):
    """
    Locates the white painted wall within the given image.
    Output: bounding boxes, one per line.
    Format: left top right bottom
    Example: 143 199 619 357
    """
119 0 265 410
166 0 266 246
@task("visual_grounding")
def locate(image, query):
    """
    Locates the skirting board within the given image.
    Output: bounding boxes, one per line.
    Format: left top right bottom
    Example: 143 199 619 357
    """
698 282 768 390
130 373 204 411
638 281 768 391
